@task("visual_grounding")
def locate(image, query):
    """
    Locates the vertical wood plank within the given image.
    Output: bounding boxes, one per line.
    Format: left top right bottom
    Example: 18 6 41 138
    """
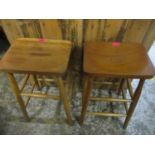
115 19 130 41
59 19 83 47
1 19 23 44
142 20 155 50
58 19 83 69
84 19 125 42
104 19 124 41
84 19 105 41
123 19 152 43
1 19 155 63
39 19 62 39
18 20 42 38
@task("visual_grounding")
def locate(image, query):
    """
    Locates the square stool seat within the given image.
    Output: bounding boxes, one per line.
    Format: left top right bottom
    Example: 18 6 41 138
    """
1 38 72 75
84 42 154 78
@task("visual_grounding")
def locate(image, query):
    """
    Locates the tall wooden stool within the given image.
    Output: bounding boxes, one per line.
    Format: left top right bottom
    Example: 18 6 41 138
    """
1 38 73 125
80 42 155 129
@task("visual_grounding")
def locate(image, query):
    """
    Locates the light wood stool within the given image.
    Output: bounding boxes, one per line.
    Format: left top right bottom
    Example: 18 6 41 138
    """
1 38 73 125
80 42 155 129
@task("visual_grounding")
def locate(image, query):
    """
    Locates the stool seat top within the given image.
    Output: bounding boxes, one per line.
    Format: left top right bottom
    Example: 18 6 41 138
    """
1 38 72 75
84 42 155 78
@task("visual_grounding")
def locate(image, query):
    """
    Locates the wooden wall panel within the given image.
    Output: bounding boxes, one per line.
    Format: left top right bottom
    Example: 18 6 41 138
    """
123 19 152 43
142 20 155 50
17 20 42 38
84 19 126 42
84 19 104 41
57 20 83 67
58 19 83 47
39 19 62 39
39 19 83 48
1 19 155 57
103 19 124 41
1 20 23 43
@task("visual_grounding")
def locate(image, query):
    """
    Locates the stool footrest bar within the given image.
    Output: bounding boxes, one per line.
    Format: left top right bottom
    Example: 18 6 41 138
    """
87 112 127 117
21 92 60 100
121 88 129 113
38 78 66 84
126 79 134 98
20 75 30 92
93 81 120 86
25 83 36 107
90 97 131 102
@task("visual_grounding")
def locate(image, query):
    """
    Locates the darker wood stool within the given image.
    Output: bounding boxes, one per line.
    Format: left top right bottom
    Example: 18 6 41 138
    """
80 42 155 129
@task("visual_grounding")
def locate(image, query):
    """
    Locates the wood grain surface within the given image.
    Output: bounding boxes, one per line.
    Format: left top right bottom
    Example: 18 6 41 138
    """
1 19 155 67
84 42 155 78
1 38 72 75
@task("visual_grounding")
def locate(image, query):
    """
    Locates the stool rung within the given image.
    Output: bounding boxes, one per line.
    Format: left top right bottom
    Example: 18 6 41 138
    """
90 97 131 102
38 78 55 82
126 79 134 98
25 83 36 107
21 92 60 100
93 81 119 86
87 112 127 117
20 75 30 92
38 78 66 84
121 88 129 113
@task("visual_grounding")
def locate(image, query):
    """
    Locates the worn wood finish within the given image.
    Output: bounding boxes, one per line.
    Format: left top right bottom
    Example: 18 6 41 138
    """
1 19 155 71
84 19 124 42
58 20 83 48
18 20 42 38
123 19 152 43
84 42 155 78
1 38 72 75
0 19 155 76
39 19 62 39
1 19 155 59
142 20 155 50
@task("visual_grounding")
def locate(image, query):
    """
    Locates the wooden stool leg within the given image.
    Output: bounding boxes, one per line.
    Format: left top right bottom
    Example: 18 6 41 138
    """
123 79 145 129
79 76 93 125
7 73 29 121
118 78 125 95
32 75 41 90
57 77 72 125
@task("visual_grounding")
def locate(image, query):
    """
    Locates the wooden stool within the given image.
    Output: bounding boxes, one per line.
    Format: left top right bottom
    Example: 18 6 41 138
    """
80 42 155 129
1 38 73 125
